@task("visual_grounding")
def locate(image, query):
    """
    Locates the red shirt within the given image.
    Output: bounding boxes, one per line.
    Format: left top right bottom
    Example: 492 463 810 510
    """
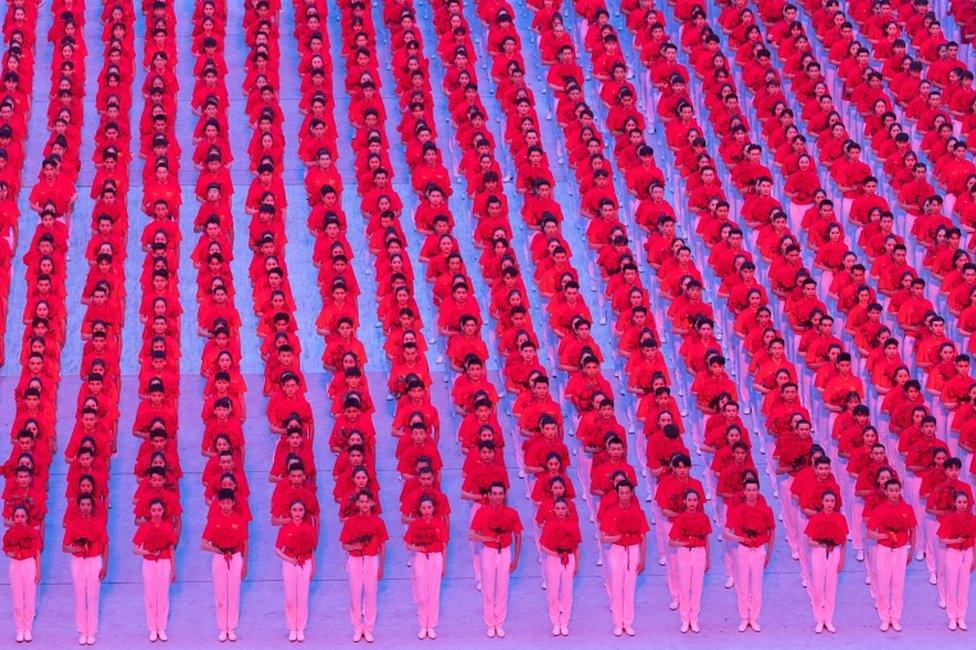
804 510 849 547
202 510 249 553
340 513 388 556
471 504 523 550
276 521 318 560
3 523 40 560
63 515 108 558
599 500 649 546
132 520 178 560
937 511 976 550
403 517 449 554
867 499 917 548
668 510 712 547
726 500 775 547
539 516 582 554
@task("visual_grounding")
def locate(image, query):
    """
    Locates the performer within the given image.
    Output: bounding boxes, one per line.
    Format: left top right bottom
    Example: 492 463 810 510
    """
538 496 581 636
469 482 523 638
866 479 916 632
132 499 178 642
63 494 109 645
340 490 388 642
201 489 249 642
937 490 976 630
598 479 648 637
275 500 318 641
669 489 711 633
804 490 847 633
3 505 40 642
404 495 449 639
724 478 775 632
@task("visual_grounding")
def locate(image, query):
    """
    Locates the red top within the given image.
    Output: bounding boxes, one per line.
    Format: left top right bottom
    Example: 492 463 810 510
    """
340 513 389 557
203 511 249 553
276 521 318 560
133 520 178 560
3 523 40 560
599 500 650 546
726 501 775 547
403 517 449 554
937 510 976 551
804 510 849 548
540 516 582 556
867 499 917 548
471 504 523 550
669 510 712 548
63 515 108 558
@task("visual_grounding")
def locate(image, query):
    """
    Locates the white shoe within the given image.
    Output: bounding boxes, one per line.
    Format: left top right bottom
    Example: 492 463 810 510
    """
724 576 735 589
486 628 496 638
915 551 925 561
363 631 374 643
891 621 902 632
353 630 363 642
623 626 635 636
426 629 436 639
880 621 890 632
738 620 749 632
227 631 238 642
79 636 87 646
218 632 228 642
929 573 938 585
669 600 679 610
86 637 95 645
958 620 968 631
290 631 299 641
613 628 623 637
16 632 24 643
801 578 809 588
559 626 569 636
749 621 761 632
158 632 167 642
681 622 690 633
856 550 865 561
150 631 159 642
815 623 824 634
690 621 700 633
296 632 306 642
940 599 947 609
824 623 836 633
419 629 427 640
950 620 958 631
658 556 666 566
790 550 800 560
864 575 872 585
551 625 560 636
495 628 505 638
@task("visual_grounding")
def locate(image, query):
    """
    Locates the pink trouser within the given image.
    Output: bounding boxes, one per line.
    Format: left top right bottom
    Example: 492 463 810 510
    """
926 515 945 599
796 512 811 583
142 559 171 634
944 547 973 623
479 546 511 628
675 547 706 624
661 518 679 601
542 554 574 627
809 546 840 625
607 544 639 628
282 559 312 633
779 477 799 552
9 558 36 634
347 555 379 634
211 553 243 633
71 556 102 636
411 551 443 629
733 545 766 622
873 545 908 624
850 500 865 551
469 504 482 585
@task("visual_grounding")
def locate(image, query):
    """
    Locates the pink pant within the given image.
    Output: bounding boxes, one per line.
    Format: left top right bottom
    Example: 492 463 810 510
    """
873 545 908 624
661 518 679 600
850 500 865 551
347 555 379 634
479 546 511 628
469 504 482 585
926 516 946 600
71 556 102 636
607 544 639 628
675 547 706 624
944 547 973 623
411 551 443 629
282 559 312 633
796 512 811 582
211 553 243 633
8 558 36 634
809 546 840 625
542 554 574 627
734 545 766 622
779 477 799 552
142 559 171 634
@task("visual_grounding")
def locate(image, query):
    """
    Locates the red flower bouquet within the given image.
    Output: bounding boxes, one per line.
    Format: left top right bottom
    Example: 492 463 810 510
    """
141 525 172 557
409 520 440 555
287 526 316 565
615 507 645 546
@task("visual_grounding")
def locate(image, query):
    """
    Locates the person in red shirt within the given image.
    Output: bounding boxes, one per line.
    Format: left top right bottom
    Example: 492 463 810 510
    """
804 490 848 633
724 479 775 632
132 499 178 641
469 482 522 637
3 504 40 642
866 479 917 631
62 495 109 644
668 489 711 633
403 495 449 639
538 497 581 636
202 489 249 641
599 479 647 636
275 500 318 642
936 490 976 629
340 490 388 642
